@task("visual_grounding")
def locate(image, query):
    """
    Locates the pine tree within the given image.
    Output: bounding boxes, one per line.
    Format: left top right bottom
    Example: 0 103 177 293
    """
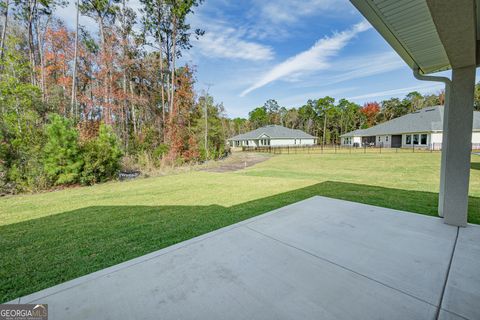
43 114 83 185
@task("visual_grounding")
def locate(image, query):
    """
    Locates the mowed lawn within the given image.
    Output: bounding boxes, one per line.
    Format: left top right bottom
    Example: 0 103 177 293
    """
1 152 479 302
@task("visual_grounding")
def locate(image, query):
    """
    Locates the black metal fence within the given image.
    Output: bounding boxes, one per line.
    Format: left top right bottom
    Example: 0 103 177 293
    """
242 143 480 155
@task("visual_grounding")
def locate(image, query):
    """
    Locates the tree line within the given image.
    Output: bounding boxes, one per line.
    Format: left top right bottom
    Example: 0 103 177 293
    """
234 88 480 145
2 0 480 194
0 0 243 194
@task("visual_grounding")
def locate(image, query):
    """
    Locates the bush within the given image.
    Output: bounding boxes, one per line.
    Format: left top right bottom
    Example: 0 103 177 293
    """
80 124 123 185
43 115 83 185
0 138 9 194
153 143 169 159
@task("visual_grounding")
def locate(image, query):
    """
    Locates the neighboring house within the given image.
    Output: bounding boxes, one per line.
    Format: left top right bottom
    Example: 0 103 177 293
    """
228 125 317 148
341 105 480 149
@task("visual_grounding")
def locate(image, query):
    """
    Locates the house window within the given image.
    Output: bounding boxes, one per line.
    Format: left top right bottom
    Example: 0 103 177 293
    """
246 141 249 146
421 134 427 145
378 136 381 142
406 135 412 145
386 136 389 142
413 134 419 145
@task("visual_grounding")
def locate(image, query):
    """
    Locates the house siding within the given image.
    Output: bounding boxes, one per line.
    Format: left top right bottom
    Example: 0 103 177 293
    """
230 138 316 147
472 132 480 143
430 133 443 144
376 135 391 148
341 136 361 146
269 138 316 146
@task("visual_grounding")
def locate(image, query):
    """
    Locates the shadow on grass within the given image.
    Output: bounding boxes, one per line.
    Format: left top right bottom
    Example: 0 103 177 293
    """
471 162 480 170
1 181 479 302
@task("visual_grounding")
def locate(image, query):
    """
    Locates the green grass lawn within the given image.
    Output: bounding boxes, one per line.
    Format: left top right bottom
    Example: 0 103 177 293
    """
1 152 479 302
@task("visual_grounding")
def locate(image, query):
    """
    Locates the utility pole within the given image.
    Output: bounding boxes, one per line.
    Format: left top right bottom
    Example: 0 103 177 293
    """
204 83 212 159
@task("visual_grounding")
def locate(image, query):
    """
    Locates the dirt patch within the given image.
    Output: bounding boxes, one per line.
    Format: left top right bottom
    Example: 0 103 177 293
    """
202 153 271 173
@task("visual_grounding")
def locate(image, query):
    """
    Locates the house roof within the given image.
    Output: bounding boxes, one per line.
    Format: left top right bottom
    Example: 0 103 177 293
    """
349 0 478 74
342 105 480 137
229 125 315 141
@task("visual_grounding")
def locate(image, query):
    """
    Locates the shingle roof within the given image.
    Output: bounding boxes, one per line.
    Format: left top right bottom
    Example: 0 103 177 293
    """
342 106 480 137
229 125 315 141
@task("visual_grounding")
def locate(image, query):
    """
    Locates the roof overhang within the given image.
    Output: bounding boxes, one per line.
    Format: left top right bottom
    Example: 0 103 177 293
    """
350 0 478 74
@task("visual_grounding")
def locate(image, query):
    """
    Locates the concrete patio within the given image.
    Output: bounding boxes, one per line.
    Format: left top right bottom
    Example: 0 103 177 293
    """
10 197 480 320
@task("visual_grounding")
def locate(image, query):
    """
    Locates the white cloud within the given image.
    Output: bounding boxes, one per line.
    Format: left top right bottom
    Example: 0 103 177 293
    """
241 0 350 40
346 83 445 101
193 27 275 61
256 0 344 24
328 52 405 84
283 52 406 91
240 21 371 96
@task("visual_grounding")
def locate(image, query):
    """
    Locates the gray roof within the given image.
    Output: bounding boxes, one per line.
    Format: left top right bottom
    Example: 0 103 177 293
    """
342 106 480 137
229 125 315 141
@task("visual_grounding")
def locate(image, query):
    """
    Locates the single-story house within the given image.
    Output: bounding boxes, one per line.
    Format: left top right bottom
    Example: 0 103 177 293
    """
341 105 480 149
228 125 317 148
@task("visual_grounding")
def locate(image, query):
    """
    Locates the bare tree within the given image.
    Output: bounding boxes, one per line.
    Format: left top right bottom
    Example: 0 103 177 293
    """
70 0 80 117
0 0 9 61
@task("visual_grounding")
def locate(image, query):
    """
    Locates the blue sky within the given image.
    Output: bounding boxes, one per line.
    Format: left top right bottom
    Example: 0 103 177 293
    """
57 0 458 118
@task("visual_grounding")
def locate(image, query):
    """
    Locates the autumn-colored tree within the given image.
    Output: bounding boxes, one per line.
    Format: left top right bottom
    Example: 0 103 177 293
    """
164 65 195 163
77 120 100 142
43 21 74 114
361 102 380 127
0 0 460 194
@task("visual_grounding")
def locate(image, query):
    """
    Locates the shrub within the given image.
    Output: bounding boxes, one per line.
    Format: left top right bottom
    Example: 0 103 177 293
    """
153 143 169 159
43 115 83 185
0 138 9 194
80 124 122 185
